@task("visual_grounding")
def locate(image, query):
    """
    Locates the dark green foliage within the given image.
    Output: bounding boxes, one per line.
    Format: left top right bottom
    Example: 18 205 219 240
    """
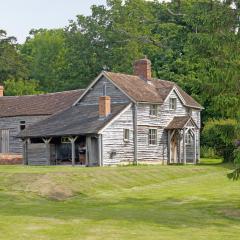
4 79 43 96
202 119 239 162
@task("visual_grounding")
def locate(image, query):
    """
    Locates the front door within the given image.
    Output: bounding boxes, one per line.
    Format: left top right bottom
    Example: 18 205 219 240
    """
171 133 177 163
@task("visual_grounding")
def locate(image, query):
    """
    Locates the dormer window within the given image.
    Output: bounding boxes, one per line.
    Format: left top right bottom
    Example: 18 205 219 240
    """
150 105 158 116
20 121 26 131
169 98 177 110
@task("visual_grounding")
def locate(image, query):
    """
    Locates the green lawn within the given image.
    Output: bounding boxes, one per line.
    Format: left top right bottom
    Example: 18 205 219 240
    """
0 159 239 240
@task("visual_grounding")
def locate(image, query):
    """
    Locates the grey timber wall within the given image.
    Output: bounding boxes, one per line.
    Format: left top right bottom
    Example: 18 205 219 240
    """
27 143 49 165
0 115 48 154
136 90 187 163
102 105 134 165
78 76 130 105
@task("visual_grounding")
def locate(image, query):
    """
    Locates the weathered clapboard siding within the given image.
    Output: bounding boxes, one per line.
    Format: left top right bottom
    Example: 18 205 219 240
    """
78 76 130 105
0 115 47 154
101 105 134 165
191 110 201 160
136 90 187 163
137 127 168 162
27 143 49 165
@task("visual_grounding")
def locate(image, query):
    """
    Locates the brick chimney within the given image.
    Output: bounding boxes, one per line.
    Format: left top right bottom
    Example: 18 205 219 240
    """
99 96 111 118
133 57 152 79
0 86 4 97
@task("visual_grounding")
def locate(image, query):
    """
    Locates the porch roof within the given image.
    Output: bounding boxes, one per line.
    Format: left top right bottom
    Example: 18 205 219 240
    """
18 103 130 138
165 116 198 130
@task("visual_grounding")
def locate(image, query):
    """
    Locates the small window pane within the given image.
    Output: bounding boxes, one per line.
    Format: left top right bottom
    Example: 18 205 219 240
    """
170 98 177 110
149 129 157 145
150 105 158 116
185 132 192 144
123 129 130 142
20 121 26 131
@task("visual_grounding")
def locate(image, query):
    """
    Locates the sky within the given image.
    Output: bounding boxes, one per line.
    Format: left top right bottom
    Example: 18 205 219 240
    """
0 0 107 43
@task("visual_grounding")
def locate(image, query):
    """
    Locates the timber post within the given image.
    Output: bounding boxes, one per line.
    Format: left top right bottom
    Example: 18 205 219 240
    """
194 130 197 164
183 129 186 165
69 136 78 167
42 137 52 166
22 138 29 165
133 103 138 165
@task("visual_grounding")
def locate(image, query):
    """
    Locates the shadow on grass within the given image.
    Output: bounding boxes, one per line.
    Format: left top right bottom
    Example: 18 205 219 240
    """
0 191 239 230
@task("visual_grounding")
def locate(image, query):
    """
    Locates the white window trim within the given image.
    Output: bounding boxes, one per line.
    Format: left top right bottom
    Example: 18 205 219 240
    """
19 120 26 131
148 128 158 146
123 129 130 143
169 98 177 111
149 104 158 117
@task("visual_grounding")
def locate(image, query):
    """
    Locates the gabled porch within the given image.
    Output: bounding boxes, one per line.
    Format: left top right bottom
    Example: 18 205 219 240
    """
166 116 199 164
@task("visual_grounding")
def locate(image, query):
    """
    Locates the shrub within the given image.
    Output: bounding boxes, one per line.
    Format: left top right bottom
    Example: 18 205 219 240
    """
202 119 239 162
200 146 218 159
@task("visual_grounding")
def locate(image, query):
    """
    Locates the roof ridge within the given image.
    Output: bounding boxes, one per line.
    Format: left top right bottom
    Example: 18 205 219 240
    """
2 89 85 98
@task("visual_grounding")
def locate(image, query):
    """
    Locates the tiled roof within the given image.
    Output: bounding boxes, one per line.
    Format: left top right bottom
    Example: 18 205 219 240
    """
166 116 197 130
104 71 203 109
18 103 129 138
0 89 85 118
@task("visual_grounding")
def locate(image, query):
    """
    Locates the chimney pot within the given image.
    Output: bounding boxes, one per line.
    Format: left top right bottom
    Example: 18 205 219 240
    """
99 96 111 118
133 57 152 79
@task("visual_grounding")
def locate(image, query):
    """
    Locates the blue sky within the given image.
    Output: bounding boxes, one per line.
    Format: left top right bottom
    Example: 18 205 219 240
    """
0 0 106 43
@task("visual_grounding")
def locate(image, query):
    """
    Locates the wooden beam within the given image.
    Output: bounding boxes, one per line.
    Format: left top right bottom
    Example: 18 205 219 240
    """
42 138 52 166
183 129 186 165
68 137 78 167
194 130 197 164
168 130 171 164
133 103 138 165
22 138 29 165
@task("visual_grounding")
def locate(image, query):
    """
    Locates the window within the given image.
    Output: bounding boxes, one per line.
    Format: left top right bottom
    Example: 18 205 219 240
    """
20 121 26 131
149 129 157 145
150 105 158 116
169 98 177 110
185 132 192 145
123 129 130 142
187 108 192 116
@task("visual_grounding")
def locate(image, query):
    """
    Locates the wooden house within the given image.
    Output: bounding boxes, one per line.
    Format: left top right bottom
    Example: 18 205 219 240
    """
0 89 84 158
19 58 203 166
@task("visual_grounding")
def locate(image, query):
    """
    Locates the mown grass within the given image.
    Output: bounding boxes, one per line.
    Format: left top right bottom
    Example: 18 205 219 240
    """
0 159 239 240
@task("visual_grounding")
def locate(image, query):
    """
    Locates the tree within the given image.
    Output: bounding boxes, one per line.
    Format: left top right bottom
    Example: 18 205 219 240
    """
0 30 28 83
4 79 43 96
21 29 66 92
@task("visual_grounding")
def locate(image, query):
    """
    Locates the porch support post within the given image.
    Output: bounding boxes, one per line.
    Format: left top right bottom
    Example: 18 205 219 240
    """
133 103 138 165
183 129 186 165
178 131 182 164
98 134 103 166
42 138 52 166
69 136 78 167
168 130 171 164
194 130 197 164
22 138 29 165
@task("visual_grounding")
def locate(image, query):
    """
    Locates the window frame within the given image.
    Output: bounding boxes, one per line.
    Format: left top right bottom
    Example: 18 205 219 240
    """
149 104 158 117
185 132 192 145
123 129 130 143
169 98 177 111
148 128 158 146
19 120 26 131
